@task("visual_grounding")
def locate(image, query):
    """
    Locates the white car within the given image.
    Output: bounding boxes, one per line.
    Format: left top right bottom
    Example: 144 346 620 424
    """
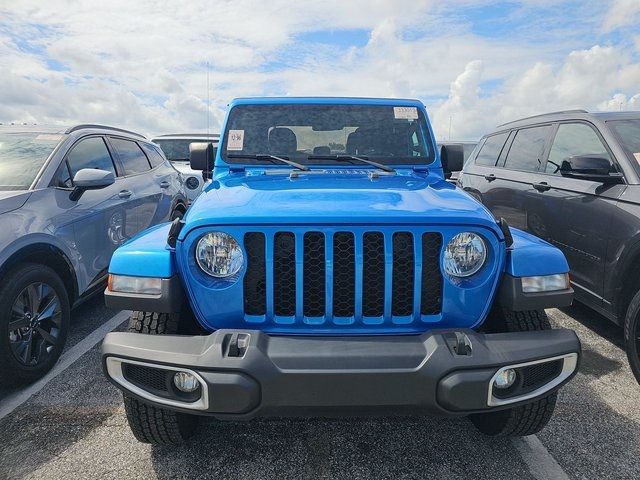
151 133 219 202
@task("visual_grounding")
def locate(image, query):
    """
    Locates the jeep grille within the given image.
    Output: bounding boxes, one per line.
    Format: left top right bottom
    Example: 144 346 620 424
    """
243 230 443 323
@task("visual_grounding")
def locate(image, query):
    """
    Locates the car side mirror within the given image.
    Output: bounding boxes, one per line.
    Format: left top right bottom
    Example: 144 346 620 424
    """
441 144 464 179
559 155 623 183
69 168 115 201
190 142 214 180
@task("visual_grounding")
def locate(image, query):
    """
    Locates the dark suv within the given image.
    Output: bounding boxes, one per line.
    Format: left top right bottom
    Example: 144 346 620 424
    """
458 110 640 381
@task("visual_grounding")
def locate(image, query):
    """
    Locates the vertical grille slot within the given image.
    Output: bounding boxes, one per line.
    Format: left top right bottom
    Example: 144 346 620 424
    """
392 232 414 316
421 233 443 315
273 232 296 316
333 232 355 317
362 232 385 317
303 232 325 317
243 233 266 315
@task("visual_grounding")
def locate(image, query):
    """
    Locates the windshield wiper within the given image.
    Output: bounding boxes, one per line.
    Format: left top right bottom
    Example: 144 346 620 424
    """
307 154 395 173
227 153 310 171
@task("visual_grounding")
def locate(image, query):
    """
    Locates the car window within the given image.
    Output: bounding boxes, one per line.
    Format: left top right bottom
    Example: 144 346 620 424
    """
65 136 117 179
606 119 640 168
545 123 611 175
503 125 552 172
141 143 167 168
110 138 151 175
475 132 509 166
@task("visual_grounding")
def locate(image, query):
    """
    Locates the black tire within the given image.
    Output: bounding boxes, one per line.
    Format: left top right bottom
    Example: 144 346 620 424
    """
623 289 640 383
0 263 70 386
123 310 199 445
470 307 558 437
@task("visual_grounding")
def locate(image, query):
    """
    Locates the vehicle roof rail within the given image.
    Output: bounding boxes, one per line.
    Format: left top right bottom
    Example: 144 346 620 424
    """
65 124 146 139
155 133 220 138
497 109 589 128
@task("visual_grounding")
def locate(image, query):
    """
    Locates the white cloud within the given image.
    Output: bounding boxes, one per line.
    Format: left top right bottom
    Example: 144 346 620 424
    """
602 0 640 32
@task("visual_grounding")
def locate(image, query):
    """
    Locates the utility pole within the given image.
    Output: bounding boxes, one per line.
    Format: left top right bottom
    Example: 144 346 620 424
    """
448 115 452 140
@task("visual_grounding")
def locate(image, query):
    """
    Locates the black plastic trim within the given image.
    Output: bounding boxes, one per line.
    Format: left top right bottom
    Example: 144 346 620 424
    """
498 273 573 311
104 276 184 313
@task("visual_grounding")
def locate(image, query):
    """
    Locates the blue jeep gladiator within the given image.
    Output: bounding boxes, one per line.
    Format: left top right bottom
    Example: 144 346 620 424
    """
102 97 581 445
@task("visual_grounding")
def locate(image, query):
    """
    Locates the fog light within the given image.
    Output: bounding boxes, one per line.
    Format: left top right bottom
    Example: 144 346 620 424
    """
173 371 200 393
494 368 517 389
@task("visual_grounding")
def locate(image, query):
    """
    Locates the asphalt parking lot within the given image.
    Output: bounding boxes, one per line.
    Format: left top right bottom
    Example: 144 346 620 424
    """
0 297 638 480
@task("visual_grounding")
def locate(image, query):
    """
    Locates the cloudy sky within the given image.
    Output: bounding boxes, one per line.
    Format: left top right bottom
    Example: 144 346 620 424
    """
1 0 639 140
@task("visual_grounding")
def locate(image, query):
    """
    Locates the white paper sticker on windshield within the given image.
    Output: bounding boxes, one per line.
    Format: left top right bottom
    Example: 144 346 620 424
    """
394 106 418 120
227 130 244 151
634 152 640 164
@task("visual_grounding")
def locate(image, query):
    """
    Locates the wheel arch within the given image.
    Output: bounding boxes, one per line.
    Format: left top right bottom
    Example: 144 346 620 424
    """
0 243 78 304
612 239 640 321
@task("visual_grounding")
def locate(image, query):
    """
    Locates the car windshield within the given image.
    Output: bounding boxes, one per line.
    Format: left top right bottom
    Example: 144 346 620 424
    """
608 119 640 167
0 133 63 190
221 104 434 166
154 139 217 162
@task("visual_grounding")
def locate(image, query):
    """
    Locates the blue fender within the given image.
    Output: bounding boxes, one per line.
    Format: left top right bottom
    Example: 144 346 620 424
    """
108 223 176 278
505 228 569 277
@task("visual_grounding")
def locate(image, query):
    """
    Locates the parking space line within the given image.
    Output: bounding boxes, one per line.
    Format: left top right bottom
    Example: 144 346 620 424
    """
0 310 130 421
513 435 569 480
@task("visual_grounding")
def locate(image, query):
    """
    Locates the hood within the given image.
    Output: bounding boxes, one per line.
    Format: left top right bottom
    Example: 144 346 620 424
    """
0 190 31 216
183 170 500 233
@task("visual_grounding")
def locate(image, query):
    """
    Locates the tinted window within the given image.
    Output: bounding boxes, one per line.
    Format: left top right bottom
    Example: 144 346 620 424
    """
66 137 116 178
222 104 433 166
0 132 62 190
110 138 150 174
607 119 640 167
503 126 551 172
545 123 611 175
475 133 509 166
141 143 167 167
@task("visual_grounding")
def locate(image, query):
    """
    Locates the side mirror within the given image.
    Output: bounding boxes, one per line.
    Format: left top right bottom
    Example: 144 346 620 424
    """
69 168 115 201
559 155 622 183
190 142 214 179
441 144 464 179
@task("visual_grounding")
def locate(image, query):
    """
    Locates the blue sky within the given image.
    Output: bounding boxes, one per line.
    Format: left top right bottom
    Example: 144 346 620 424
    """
1 0 639 139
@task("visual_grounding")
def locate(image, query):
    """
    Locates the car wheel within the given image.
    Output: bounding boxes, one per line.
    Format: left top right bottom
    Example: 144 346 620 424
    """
470 308 558 436
623 289 640 383
123 311 198 444
0 263 70 386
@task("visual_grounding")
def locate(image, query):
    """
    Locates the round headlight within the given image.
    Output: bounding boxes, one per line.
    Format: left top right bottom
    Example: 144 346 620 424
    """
185 176 200 190
196 232 244 278
443 232 487 277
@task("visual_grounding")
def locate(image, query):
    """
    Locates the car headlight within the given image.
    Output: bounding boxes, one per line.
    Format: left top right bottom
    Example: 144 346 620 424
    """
443 232 487 277
196 232 244 278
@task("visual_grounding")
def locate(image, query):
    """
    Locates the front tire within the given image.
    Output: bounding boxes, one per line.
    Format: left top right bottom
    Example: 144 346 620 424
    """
470 308 558 437
0 264 70 386
623 289 640 383
123 311 199 445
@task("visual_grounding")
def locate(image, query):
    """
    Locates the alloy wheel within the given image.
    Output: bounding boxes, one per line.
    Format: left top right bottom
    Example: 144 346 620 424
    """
7 282 62 367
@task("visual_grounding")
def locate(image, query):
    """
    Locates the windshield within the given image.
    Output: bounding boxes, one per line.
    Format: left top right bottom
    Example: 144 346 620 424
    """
608 119 640 167
221 104 434 166
0 133 63 190
154 139 218 162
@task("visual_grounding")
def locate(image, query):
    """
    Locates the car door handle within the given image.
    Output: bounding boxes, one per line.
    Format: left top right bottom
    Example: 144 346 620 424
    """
118 190 133 199
533 182 551 192
484 174 496 182
159 181 170 189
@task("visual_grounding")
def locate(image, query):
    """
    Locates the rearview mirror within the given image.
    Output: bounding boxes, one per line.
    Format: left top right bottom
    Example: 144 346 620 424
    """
559 155 622 183
190 142 214 179
441 144 465 179
69 168 115 201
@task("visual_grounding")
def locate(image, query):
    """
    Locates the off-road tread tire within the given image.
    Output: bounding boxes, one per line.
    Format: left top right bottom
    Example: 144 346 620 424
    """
123 310 198 445
623 289 640 383
0 263 70 386
123 394 197 445
128 311 180 335
470 307 557 437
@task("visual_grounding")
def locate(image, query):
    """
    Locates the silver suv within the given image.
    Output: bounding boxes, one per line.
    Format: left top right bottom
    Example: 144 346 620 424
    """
151 134 219 202
0 124 187 385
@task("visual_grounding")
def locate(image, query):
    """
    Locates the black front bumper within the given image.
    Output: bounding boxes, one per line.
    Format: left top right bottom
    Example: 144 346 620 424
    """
102 328 580 419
